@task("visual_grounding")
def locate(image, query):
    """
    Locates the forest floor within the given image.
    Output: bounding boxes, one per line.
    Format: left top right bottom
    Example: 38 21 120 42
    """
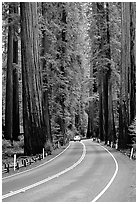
2 136 69 178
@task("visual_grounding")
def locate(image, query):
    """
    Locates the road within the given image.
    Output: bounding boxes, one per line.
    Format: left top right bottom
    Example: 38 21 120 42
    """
2 139 136 202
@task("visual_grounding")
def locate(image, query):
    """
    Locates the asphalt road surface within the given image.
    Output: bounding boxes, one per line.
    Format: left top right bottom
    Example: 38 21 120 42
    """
2 139 136 202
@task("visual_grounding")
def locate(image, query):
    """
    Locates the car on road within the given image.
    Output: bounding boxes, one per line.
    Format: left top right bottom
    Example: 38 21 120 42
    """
74 135 81 142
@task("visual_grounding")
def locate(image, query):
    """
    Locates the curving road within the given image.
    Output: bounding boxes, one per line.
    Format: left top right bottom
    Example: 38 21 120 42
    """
2 139 136 202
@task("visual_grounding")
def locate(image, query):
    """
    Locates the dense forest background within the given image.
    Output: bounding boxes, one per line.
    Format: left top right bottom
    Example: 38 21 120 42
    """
2 2 136 156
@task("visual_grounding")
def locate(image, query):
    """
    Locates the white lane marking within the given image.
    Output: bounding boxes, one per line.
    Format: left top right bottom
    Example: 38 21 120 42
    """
2 142 86 200
3 143 70 180
91 142 119 202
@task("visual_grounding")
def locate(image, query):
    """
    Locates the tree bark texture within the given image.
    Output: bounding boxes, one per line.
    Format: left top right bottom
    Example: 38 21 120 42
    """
56 2 67 144
99 85 104 141
105 3 116 144
86 3 96 139
41 3 53 144
12 3 20 140
118 2 127 149
5 4 14 141
118 2 136 148
96 3 107 142
96 3 115 144
130 3 136 122
20 2 46 155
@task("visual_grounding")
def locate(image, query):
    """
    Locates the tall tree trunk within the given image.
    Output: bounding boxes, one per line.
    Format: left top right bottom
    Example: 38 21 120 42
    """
41 3 52 144
96 3 107 142
103 72 109 144
43 91 52 143
130 2 136 122
5 4 14 142
118 2 125 149
105 2 116 144
12 3 20 140
86 4 95 139
118 2 131 148
96 2 115 144
57 2 67 144
20 2 46 155
87 101 93 138
112 103 116 143
99 85 104 141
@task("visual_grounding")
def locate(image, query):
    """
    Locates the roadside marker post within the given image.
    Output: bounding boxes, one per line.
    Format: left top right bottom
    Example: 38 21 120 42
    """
14 154 16 171
43 148 45 159
115 143 118 149
130 147 134 159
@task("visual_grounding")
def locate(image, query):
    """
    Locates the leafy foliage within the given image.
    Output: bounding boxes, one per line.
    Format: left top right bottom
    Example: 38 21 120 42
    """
2 2 136 154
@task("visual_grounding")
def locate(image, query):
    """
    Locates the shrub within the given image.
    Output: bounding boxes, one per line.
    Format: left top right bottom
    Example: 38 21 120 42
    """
44 140 53 155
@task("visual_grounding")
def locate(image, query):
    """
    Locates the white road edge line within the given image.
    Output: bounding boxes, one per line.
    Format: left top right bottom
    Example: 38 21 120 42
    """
2 143 71 180
2 141 86 200
91 142 119 202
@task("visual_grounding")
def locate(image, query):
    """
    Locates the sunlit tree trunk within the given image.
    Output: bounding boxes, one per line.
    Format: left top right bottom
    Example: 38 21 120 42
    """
96 2 106 142
57 2 67 144
99 80 104 141
86 3 95 139
87 78 94 138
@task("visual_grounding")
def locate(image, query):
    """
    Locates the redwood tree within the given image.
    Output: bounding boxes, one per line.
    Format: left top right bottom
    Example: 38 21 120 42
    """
95 2 107 142
5 3 14 141
130 2 136 122
118 2 136 148
12 3 20 140
41 2 53 144
20 2 46 155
